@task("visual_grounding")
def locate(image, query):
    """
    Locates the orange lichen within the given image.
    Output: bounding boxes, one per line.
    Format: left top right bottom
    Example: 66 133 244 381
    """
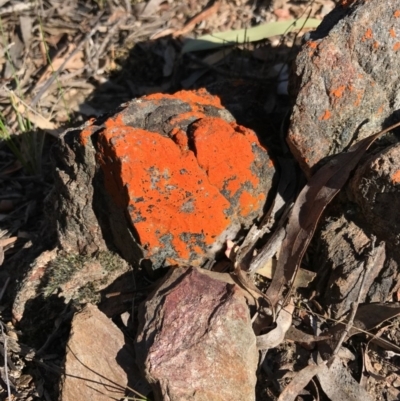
362 28 373 41
391 170 400 184
239 192 265 217
145 88 223 112
394 42 400 50
78 119 97 146
319 110 331 120
394 10 400 18
104 113 126 129
354 92 363 106
170 127 189 152
373 41 379 49
376 105 384 115
307 41 318 49
340 0 356 6
390 28 396 38
331 85 346 98
99 125 232 260
190 118 260 205
97 92 271 266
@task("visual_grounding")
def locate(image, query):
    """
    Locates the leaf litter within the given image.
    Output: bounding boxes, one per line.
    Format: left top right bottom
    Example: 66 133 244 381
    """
1 0 400 400
233 121 400 400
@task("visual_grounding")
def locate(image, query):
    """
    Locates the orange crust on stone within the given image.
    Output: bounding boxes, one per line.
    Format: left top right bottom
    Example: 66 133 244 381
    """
95 89 271 266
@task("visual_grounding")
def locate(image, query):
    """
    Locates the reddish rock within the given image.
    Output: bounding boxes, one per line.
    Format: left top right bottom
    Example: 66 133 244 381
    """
136 266 258 401
60 304 147 401
288 0 400 175
91 89 275 269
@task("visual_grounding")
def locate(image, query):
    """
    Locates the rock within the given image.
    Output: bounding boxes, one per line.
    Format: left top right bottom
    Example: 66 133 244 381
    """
60 303 147 401
136 266 258 401
288 0 400 175
350 143 400 248
12 249 58 323
12 249 130 323
315 215 385 318
89 88 275 269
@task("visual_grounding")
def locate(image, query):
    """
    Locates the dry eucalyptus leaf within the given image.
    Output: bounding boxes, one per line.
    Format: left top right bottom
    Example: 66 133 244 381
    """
257 259 315 288
278 362 325 401
317 356 374 401
256 299 294 350
0 236 18 247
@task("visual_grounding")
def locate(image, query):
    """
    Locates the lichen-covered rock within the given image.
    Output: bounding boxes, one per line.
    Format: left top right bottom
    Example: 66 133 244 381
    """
136 266 258 401
88 89 275 269
288 0 400 175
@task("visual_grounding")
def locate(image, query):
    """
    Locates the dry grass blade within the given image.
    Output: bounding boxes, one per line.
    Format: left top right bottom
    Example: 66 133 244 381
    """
266 121 400 309
173 0 221 38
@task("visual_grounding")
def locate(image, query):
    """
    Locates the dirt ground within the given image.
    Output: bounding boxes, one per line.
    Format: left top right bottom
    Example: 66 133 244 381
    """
2 0 400 400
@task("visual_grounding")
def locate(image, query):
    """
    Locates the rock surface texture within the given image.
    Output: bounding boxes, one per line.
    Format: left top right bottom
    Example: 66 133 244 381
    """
136 266 258 401
88 88 275 269
60 304 142 401
315 215 387 318
288 0 400 175
350 143 400 248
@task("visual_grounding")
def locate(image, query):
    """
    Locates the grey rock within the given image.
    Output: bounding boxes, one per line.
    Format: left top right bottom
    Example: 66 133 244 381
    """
288 0 400 175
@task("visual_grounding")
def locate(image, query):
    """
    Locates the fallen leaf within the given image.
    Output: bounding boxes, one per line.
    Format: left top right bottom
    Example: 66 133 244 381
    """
256 259 316 288
317 355 374 401
182 18 321 53
285 326 330 345
173 0 221 38
256 299 294 350
140 0 165 17
19 15 32 45
278 362 325 401
363 351 386 381
0 237 18 247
